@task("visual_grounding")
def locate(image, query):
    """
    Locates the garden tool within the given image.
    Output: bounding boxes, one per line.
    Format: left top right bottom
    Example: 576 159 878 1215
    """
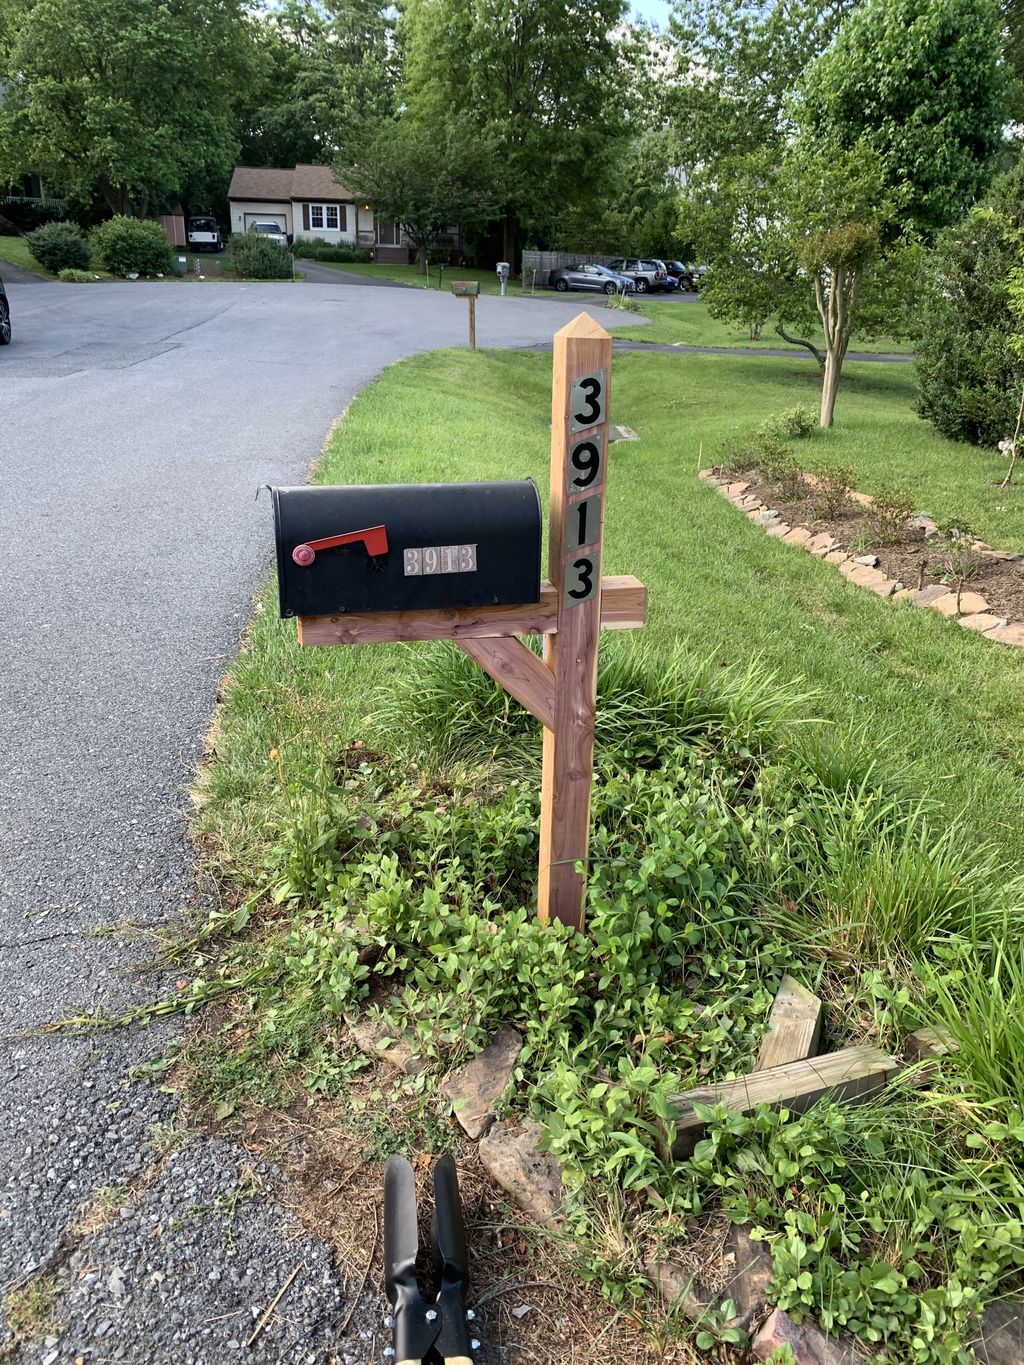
383 1152 478 1364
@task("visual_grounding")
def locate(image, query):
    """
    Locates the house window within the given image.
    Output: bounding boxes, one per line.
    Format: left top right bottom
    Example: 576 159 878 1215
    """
378 219 400 245
309 203 345 231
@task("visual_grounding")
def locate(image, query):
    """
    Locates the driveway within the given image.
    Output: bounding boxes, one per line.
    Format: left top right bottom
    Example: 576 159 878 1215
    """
0 280 608 1362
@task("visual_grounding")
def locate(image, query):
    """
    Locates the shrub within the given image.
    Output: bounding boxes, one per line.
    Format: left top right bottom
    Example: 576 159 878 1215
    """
869 486 915 543
24 221 90 273
291 236 372 264
915 161 1024 447
761 406 815 440
91 216 173 276
757 435 806 500
57 267 97 283
229 230 293 280
813 463 855 518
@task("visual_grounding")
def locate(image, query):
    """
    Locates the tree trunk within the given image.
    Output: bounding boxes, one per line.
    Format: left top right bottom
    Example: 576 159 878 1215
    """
775 322 825 369
820 346 843 428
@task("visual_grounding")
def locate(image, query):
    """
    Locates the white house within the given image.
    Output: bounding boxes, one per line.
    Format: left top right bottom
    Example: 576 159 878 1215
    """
227 163 409 262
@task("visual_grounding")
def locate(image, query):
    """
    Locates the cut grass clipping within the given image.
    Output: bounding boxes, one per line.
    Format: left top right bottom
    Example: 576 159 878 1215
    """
179 348 1024 1361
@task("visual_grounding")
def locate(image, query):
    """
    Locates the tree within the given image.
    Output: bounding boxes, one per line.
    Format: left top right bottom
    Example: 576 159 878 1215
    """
915 161 1024 450
239 0 397 168
399 0 630 262
666 0 858 170
798 0 1010 238
340 116 502 270
0 0 257 216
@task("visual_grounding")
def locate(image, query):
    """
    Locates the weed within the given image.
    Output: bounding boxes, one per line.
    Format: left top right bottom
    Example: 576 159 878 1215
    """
756 436 806 500
3 1275 61 1345
934 519 985 610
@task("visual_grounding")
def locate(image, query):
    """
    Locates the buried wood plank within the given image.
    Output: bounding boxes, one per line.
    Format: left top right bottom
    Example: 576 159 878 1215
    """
667 1046 899 1160
754 975 823 1072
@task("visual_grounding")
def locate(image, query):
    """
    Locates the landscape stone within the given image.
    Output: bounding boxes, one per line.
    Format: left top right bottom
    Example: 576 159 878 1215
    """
765 523 791 538
824 549 849 565
752 508 781 525
725 481 750 497
806 532 835 555
854 554 880 567
608 424 638 442
930 591 989 618
752 1308 865 1363
348 1016 427 1076
907 514 938 538
782 527 813 546
647 1225 773 1332
738 495 763 510
982 548 1023 562
907 584 952 608
844 564 893 594
987 622 1024 648
478 1121 565 1230
971 1296 1024 1365
958 613 1008 634
848 490 873 507
441 1026 522 1140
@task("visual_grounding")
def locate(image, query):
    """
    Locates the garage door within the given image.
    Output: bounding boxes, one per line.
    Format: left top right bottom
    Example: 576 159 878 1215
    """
244 213 286 230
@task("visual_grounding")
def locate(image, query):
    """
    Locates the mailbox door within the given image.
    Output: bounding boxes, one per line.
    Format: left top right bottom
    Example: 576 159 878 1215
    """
273 480 542 618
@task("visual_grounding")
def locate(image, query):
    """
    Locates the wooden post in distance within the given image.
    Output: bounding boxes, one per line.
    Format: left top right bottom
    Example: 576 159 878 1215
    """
537 313 612 931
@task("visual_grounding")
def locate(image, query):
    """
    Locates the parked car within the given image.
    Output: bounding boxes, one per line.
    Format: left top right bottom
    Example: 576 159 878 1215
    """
0 275 10 346
249 221 289 249
651 259 680 290
549 263 636 295
608 257 669 293
663 260 708 292
186 215 223 253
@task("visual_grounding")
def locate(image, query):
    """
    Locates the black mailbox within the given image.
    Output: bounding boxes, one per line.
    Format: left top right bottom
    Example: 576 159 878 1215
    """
271 480 542 618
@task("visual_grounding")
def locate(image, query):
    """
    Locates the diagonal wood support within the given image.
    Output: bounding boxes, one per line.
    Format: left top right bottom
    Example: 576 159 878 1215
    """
456 636 555 731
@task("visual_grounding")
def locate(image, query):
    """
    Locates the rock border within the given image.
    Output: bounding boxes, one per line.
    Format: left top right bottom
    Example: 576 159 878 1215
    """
700 470 1024 650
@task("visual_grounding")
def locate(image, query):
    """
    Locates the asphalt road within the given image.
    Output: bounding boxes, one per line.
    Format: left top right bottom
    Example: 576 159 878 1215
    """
0 278 602 1363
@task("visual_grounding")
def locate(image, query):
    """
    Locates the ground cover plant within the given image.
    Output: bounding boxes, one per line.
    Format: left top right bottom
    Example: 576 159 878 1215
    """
178 347 1024 1361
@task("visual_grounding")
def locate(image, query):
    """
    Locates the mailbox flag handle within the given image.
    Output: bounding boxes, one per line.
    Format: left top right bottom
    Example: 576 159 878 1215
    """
292 524 389 567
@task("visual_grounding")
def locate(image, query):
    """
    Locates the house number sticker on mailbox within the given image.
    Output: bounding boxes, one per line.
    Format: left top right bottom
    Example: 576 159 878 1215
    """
569 369 607 433
404 544 478 576
566 433 605 495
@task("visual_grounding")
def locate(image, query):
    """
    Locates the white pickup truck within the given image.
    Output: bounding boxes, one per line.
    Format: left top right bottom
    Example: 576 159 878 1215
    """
186 215 223 253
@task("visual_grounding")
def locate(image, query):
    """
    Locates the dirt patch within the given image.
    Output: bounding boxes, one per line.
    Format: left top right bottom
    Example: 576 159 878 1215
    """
728 472 1024 622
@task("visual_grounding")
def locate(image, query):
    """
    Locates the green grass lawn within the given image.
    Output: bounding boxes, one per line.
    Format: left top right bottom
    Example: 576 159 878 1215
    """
610 296 911 354
308 259 512 295
202 347 1024 870
0 234 52 276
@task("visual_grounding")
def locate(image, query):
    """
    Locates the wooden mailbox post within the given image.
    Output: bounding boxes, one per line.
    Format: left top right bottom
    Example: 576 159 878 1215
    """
451 280 479 351
290 313 645 932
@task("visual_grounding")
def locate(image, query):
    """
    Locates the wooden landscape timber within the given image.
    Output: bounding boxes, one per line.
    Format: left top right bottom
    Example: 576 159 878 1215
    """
666 1046 900 1160
755 974 824 1071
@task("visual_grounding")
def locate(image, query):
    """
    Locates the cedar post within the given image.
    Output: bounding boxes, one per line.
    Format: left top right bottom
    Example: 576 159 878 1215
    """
468 295 477 351
537 313 611 930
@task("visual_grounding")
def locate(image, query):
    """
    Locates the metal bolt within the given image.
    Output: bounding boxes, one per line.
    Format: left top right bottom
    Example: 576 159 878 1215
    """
425 1309 438 1322
466 1309 476 1320
471 1339 481 1351
383 1315 394 1329
383 1351 395 1360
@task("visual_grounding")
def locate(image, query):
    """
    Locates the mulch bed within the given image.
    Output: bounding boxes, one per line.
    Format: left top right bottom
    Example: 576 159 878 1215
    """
722 469 1024 623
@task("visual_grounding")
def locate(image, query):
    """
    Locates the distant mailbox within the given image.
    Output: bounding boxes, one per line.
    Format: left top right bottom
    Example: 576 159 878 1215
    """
451 280 480 297
271 480 542 618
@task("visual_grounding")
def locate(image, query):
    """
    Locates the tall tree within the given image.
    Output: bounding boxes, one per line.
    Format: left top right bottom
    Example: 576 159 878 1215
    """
797 0 1010 237
0 0 257 215
240 0 398 167
666 0 858 169
339 115 501 269
399 0 630 262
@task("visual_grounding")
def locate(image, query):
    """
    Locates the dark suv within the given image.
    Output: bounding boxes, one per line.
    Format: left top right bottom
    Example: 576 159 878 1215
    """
0 275 10 346
608 257 669 293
